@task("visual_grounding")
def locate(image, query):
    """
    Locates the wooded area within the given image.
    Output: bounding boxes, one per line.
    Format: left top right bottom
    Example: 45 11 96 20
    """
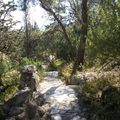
0 0 120 120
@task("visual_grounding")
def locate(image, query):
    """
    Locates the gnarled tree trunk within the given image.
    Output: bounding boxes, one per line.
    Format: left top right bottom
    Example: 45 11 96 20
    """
71 0 88 75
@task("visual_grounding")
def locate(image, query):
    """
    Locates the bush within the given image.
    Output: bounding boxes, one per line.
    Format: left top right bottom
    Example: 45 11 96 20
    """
46 59 64 71
0 70 19 104
47 62 58 71
95 86 120 120
0 52 11 77
19 57 43 70
60 63 73 83
82 73 120 120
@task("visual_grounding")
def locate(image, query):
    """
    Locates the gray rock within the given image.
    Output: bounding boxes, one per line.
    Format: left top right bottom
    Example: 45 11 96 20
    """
25 101 39 120
4 87 31 111
40 104 50 113
51 114 62 120
38 107 44 117
19 65 40 91
21 65 37 74
5 70 86 120
81 118 87 120
44 71 59 78
8 107 24 117
15 112 25 120
41 112 51 120
4 65 44 120
72 116 81 120
35 93 45 106
5 117 16 120
51 108 60 114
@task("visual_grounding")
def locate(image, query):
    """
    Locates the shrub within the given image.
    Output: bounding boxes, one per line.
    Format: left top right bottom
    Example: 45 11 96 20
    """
47 62 57 71
82 73 120 120
19 57 43 70
46 59 64 71
0 70 19 104
60 63 73 83
0 52 11 81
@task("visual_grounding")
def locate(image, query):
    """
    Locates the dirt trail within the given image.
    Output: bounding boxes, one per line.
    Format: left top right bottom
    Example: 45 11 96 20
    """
38 71 85 120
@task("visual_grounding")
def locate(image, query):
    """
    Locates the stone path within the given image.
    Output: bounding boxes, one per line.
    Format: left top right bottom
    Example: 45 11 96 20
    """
38 71 82 120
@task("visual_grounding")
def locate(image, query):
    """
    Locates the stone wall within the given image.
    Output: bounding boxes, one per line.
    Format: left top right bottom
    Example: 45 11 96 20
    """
4 65 49 120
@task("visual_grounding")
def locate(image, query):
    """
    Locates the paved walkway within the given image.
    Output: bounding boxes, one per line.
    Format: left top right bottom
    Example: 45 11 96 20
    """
38 71 82 120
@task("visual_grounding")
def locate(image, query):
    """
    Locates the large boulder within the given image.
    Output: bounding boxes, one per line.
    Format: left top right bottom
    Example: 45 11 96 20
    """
101 86 120 105
100 86 120 120
19 65 40 91
4 87 31 111
25 101 42 120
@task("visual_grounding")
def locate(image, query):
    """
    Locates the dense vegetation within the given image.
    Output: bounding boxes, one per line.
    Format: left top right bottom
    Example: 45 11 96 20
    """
0 0 120 120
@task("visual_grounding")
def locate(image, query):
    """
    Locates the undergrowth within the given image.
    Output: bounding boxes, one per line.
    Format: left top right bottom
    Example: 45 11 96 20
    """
82 71 120 120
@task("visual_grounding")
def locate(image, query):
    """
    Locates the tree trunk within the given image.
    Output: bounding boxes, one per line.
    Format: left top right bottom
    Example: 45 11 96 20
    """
24 13 30 58
23 0 30 58
0 75 3 86
71 0 88 75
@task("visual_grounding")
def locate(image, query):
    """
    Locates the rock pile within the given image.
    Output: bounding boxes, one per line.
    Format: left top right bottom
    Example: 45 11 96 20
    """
3 65 48 120
19 65 40 91
3 67 88 120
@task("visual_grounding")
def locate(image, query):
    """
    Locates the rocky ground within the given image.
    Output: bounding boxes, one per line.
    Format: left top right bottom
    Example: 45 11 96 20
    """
38 71 88 120
3 66 91 120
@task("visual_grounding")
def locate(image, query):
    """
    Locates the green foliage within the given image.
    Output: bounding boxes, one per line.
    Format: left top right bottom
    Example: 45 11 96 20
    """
18 57 45 81
54 59 65 69
46 59 64 71
86 1 120 67
0 70 19 104
60 63 73 82
47 62 58 71
96 88 120 120
19 57 43 70
0 52 11 76
82 78 110 100
39 26 77 61
82 72 120 120
0 1 120 119
3 70 19 86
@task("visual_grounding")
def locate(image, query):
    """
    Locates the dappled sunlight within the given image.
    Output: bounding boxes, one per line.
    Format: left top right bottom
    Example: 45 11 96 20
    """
38 71 81 120
0 0 120 119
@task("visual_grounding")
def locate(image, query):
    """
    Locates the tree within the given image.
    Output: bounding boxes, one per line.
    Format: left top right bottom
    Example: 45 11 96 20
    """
72 0 88 75
85 0 120 66
39 0 75 59
21 0 31 58
0 1 17 54
0 1 16 31
19 0 40 58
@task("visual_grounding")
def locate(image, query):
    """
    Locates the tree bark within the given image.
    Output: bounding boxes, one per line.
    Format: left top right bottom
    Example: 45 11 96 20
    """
24 12 30 58
23 0 30 58
71 0 88 75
